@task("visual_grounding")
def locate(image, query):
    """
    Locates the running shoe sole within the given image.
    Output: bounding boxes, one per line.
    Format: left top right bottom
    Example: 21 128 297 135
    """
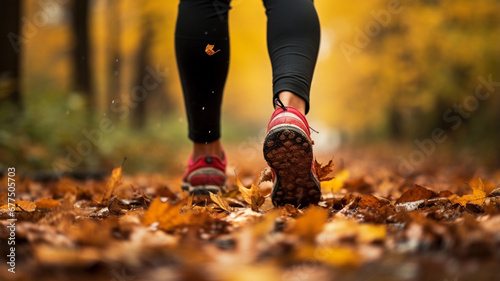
263 125 321 207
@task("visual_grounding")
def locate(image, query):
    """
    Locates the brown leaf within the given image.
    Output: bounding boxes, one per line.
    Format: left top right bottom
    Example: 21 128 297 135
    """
314 158 335 181
438 190 454 197
395 184 438 205
450 178 486 206
258 167 273 184
205 44 220 56
358 195 385 209
131 185 152 207
108 197 130 215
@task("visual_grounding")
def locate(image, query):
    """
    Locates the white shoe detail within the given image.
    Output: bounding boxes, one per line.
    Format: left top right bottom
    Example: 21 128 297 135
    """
270 112 306 127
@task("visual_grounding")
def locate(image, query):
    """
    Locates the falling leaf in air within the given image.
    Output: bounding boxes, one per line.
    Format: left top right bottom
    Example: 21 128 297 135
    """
450 178 487 206
314 158 335 181
236 177 265 212
209 192 233 213
205 44 220 56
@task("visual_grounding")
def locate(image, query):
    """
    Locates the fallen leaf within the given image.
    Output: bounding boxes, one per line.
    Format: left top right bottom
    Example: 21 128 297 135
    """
358 195 385 209
287 206 329 243
396 184 438 205
236 177 265 212
35 198 60 209
321 169 349 194
210 192 233 213
295 245 361 267
317 219 386 244
104 166 122 202
258 167 273 184
314 158 335 181
131 185 152 207
451 178 487 206
205 44 220 56
17 200 37 212
142 197 186 231
1 200 37 212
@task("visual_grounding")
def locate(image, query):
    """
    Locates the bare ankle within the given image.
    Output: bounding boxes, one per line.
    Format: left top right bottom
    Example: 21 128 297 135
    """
192 140 223 160
277 91 306 115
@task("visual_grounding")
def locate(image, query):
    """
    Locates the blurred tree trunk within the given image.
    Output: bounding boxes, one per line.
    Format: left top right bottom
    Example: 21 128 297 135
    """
71 0 91 106
107 0 121 105
0 0 22 111
131 23 153 129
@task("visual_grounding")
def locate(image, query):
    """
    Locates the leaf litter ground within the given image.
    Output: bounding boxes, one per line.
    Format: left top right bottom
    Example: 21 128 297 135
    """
1 146 500 281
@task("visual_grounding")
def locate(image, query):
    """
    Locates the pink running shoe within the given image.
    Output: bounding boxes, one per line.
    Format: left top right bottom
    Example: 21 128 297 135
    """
263 99 321 207
182 154 227 194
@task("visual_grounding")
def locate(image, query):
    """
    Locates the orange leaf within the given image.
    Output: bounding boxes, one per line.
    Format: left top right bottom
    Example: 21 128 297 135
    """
104 166 122 201
450 178 486 206
3 200 37 212
142 198 187 231
314 158 335 181
35 198 60 209
205 44 220 56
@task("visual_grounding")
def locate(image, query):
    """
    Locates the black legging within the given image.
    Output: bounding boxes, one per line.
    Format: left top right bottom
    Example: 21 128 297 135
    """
175 0 320 143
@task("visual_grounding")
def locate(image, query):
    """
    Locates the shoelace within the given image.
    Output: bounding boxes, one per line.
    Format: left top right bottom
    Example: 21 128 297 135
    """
274 97 319 134
274 97 288 111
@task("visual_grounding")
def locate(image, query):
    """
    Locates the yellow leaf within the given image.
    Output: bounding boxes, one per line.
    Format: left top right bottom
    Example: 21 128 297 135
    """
451 178 486 206
236 177 265 211
295 245 361 267
288 206 329 243
209 192 233 213
357 224 387 243
321 169 349 193
104 166 122 201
